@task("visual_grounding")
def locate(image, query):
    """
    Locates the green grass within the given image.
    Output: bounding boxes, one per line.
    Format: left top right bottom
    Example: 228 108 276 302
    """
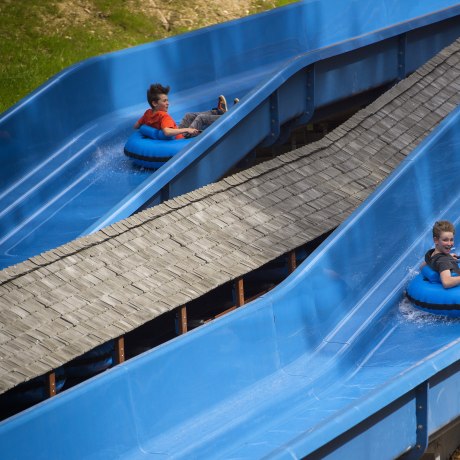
0 0 297 114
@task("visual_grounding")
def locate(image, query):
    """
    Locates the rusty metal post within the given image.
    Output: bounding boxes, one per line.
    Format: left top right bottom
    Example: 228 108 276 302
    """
47 371 56 398
235 277 245 307
115 336 125 364
178 305 188 334
287 249 297 274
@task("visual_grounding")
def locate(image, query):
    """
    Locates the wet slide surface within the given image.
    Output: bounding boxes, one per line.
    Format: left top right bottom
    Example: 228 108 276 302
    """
129 106 460 458
143 306 460 459
2 54 460 459
0 121 150 269
3 1 460 458
2 0 460 269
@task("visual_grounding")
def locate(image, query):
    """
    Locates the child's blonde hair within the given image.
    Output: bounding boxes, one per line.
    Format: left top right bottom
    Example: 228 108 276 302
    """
433 220 455 239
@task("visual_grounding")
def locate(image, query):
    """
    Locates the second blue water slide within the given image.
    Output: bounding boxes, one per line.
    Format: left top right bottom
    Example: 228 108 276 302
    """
1 0 460 269
3 56 460 460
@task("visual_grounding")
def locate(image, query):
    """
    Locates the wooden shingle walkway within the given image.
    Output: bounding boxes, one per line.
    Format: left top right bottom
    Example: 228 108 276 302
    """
1 39 460 394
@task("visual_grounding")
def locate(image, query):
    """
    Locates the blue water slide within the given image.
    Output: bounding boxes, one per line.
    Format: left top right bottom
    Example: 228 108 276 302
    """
1 0 460 269
3 65 460 460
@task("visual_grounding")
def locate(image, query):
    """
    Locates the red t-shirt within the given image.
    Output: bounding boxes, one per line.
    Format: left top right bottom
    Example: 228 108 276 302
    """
137 109 184 139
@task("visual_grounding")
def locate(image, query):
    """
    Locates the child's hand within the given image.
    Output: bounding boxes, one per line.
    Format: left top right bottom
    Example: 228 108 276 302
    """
184 128 200 137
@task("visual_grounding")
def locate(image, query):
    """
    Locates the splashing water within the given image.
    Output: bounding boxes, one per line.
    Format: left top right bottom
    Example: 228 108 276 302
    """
89 136 150 176
399 297 436 324
398 296 460 327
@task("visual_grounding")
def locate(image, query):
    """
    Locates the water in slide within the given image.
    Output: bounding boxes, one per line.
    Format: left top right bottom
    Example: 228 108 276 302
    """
1 0 460 269
3 1 460 458
111 106 460 458
2 78 460 460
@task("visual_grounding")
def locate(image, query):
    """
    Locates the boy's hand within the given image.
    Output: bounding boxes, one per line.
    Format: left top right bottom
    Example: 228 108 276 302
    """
183 127 201 138
185 128 200 136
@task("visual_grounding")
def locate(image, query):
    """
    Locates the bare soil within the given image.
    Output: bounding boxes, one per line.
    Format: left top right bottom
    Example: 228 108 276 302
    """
50 0 281 35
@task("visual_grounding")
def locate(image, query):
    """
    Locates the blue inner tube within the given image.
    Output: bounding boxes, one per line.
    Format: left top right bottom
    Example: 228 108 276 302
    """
406 265 460 316
124 125 193 169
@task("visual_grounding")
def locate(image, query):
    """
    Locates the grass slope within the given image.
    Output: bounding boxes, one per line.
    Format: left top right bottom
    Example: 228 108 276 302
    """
0 0 297 114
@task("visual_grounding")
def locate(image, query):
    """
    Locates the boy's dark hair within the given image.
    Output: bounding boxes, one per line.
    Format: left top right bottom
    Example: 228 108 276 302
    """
147 83 170 107
433 220 455 239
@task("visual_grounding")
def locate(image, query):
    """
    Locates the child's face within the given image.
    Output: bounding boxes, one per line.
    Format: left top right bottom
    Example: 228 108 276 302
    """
434 231 455 255
152 94 169 112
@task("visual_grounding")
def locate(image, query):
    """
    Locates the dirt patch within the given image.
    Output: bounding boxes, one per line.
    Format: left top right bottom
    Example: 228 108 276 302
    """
127 0 254 31
52 0 115 36
49 0 280 35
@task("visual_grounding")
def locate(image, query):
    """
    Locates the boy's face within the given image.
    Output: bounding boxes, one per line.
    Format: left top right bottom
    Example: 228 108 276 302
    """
152 94 169 112
434 231 455 255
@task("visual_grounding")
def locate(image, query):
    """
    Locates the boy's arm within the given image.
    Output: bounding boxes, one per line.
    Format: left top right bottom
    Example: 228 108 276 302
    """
163 126 200 137
440 269 460 288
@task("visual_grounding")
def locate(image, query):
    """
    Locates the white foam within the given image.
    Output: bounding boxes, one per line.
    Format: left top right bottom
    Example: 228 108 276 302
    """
398 296 458 326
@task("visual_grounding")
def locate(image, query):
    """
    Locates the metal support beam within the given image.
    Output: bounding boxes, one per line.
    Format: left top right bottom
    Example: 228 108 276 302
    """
398 33 407 81
305 64 315 120
260 91 281 148
287 250 297 274
115 336 125 364
178 305 188 334
400 382 429 459
297 64 316 125
269 91 281 142
46 371 56 398
235 278 245 307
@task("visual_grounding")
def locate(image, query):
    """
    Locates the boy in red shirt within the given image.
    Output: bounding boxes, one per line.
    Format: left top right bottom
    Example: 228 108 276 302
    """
134 83 229 138
134 83 199 139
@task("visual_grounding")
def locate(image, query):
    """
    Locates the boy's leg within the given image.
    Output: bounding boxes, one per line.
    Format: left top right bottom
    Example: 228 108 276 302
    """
189 113 220 131
179 112 200 128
